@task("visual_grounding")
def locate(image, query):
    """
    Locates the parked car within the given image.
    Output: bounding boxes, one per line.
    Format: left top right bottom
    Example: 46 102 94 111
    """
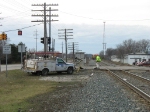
137 61 150 67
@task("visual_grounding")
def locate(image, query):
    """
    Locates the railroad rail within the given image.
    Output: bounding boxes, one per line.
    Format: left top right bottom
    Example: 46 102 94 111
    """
106 69 150 103
86 59 150 103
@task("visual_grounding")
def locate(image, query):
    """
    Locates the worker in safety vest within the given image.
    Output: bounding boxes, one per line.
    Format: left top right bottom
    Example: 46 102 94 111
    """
95 55 101 69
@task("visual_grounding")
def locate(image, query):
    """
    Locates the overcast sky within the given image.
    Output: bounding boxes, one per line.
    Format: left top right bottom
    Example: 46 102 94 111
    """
0 0 150 54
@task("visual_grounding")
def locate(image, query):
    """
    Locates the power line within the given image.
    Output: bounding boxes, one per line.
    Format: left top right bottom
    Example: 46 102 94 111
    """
1 23 42 32
60 10 150 21
59 10 103 20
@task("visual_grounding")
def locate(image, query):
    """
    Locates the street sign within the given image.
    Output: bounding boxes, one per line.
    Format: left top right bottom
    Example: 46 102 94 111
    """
18 44 25 52
3 45 11 54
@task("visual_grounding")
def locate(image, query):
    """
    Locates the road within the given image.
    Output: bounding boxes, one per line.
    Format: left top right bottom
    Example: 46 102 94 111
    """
0 61 149 72
0 64 21 71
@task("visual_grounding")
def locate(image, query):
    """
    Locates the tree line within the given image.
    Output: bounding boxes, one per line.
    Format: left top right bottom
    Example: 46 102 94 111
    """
0 39 150 64
0 41 26 64
101 39 150 60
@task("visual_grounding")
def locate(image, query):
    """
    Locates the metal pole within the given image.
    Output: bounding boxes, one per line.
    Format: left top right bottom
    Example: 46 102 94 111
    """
73 42 75 62
49 7 51 51
65 29 67 62
36 29 37 53
21 44 22 68
103 22 105 57
0 59 1 72
44 3 47 58
62 42 63 58
34 29 38 58
6 54 7 77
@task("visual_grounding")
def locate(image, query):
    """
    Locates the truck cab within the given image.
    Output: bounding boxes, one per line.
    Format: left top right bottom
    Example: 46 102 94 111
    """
55 57 75 74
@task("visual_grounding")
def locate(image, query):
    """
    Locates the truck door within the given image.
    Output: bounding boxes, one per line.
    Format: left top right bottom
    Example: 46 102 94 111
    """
56 58 66 71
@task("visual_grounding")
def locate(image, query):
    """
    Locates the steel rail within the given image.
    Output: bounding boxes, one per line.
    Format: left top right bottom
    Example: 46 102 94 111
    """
107 69 150 103
122 70 150 83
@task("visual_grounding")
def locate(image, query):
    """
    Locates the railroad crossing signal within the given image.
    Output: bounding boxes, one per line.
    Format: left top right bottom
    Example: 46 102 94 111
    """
0 33 7 40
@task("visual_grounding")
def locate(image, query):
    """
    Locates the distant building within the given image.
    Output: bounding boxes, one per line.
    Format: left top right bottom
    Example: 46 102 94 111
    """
125 53 150 65
111 53 150 65
111 55 120 62
85 54 93 59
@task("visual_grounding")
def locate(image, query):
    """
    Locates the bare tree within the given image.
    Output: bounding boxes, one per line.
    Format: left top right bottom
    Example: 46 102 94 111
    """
122 39 136 54
135 39 149 53
105 48 117 60
116 44 126 60
99 51 104 59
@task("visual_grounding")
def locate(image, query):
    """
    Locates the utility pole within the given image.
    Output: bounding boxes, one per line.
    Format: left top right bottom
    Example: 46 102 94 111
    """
31 3 58 58
34 29 38 53
62 42 63 58
49 7 58 52
103 22 106 58
51 38 55 56
68 42 78 62
58 29 73 62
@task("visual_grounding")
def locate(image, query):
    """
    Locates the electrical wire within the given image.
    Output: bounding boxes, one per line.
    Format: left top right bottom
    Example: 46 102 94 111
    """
59 10 150 21
1 23 43 32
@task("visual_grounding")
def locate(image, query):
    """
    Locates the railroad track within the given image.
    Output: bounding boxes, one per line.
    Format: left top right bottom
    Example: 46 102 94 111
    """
86 59 150 103
100 61 123 66
106 69 150 103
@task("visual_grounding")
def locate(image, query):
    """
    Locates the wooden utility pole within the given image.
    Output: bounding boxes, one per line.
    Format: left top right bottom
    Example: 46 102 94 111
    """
68 42 78 62
58 29 73 62
34 29 38 53
62 42 63 58
31 3 58 58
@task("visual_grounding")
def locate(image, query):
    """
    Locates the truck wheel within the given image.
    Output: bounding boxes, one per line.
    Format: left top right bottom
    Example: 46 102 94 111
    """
67 67 73 74
42 68 49 75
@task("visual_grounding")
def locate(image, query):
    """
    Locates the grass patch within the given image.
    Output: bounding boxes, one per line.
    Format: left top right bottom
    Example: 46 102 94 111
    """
0 70 76 112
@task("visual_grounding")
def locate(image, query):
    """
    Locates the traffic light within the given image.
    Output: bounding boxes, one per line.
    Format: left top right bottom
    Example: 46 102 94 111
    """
18 30 22 35
47 37 51 44
41 37 44 44
4 34 7 40
2 33 4 40
0 33 7 40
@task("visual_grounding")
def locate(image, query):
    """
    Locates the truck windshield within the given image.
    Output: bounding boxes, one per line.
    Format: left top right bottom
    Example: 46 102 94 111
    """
57 58 65 64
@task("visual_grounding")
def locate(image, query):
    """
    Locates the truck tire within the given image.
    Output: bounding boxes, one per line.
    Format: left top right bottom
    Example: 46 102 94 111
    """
42 68 49 75
67 67 73 74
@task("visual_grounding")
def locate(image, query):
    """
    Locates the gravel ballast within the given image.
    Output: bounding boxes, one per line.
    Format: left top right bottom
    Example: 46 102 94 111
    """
29 70 150 111
61 70 150 112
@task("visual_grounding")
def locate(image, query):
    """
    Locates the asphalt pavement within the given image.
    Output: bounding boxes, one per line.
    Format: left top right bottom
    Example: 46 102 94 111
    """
83 59 150 71
0 64 21 71
0 60 149 72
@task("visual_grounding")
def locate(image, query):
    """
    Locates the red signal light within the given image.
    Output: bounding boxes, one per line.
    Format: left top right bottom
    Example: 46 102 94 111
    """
18 30 22 35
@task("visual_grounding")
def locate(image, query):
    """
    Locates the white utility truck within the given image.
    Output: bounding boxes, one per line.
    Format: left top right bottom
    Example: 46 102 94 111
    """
23 57 75 75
